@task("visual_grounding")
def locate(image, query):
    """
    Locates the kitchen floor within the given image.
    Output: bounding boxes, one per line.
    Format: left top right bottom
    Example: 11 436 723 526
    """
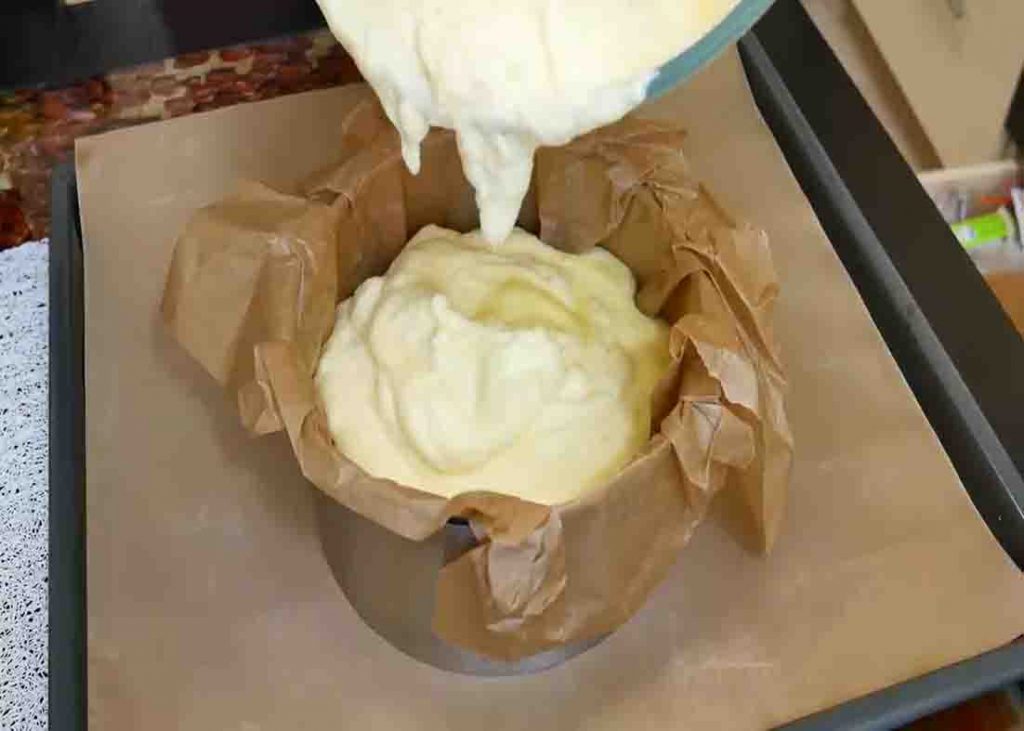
0 28 359 248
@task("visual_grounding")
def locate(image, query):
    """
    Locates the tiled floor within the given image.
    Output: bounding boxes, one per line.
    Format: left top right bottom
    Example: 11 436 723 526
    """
0 28 359 249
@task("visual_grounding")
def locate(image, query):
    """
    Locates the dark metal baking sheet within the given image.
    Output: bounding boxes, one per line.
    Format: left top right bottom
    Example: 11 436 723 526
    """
741 1 1024 726
47 4 1024 728
48 161 86 731
746 1 1024 568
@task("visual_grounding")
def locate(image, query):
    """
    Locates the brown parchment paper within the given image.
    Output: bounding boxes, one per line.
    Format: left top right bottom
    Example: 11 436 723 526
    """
79 50 1024 730
160 80 792 660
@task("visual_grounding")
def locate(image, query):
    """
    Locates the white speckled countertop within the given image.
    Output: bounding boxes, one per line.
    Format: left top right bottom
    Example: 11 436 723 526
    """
0 240 48 731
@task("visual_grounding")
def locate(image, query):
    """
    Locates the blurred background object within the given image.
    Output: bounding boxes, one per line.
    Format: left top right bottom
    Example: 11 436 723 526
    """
852 0 1024 167
805 0 1024 336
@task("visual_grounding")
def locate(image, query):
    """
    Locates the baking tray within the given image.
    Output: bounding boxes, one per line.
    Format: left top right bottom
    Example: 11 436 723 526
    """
48 3 1024 729
747 1 1024 569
